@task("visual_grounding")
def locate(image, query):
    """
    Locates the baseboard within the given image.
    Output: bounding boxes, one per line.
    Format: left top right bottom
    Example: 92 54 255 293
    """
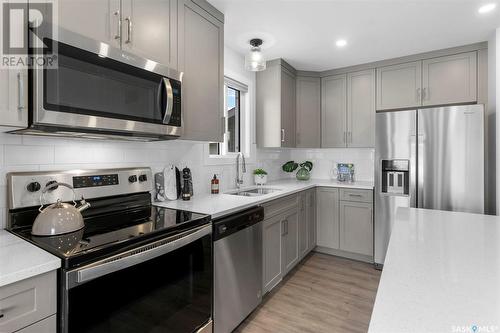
313 246 374 263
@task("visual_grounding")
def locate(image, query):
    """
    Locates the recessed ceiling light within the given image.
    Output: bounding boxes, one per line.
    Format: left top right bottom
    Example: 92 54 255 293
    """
336 39 347 48
478 3 496 13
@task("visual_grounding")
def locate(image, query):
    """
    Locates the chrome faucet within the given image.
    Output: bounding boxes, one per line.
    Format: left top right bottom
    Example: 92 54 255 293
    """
236 152 246 189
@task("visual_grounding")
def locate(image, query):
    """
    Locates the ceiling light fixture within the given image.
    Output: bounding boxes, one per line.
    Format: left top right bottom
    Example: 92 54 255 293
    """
478 3 497 13
245 38 266 72
336 39 347 48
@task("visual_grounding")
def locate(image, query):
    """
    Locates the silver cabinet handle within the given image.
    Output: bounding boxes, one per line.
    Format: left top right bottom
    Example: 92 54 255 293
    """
285 220 288 235
349 194 363 197
282 220 286 236
416 88 421 102
17 72 24 111
124 17 132 44
281 129 285 143
114 11 121 41
348 131 352 144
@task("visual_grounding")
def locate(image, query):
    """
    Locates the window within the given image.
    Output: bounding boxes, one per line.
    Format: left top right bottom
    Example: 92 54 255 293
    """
209 77 247 156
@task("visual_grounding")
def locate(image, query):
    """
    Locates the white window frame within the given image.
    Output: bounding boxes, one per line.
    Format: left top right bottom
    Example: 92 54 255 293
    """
205 76 253 165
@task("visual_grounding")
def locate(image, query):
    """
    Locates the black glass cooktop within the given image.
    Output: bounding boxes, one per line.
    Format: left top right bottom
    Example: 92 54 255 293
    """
9 193 210 269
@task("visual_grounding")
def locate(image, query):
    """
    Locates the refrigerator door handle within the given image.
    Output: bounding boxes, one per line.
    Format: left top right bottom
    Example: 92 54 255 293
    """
417 133 425 208
409 134 417 208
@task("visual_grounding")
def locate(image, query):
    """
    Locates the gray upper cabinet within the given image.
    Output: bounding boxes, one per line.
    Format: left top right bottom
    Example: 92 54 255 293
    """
281 68 297 147
121 0 178 69
376 61 422 111
58 0 120 47
347 69 375 147
59 0 178 69
256 59 297 148
316 187 340 249
178 0 224 141
321 74 347 148
422 51 477 106
296 76 321 148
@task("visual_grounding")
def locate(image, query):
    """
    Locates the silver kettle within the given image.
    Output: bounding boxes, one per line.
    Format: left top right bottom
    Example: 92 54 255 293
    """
32 182 91 236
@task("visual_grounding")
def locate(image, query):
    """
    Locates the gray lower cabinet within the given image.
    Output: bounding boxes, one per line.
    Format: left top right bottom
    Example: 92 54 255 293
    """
296 76 321 148
282 208 299 274
316 187 374 262
0 271 57 333
256 59 297 148
321 74 347 148
316 187 340 249
263 214 283 293
178 0 224 141
298 192 308 259
422 51 477 106
339 201 373 256
16 315 56 333
306 189 317 253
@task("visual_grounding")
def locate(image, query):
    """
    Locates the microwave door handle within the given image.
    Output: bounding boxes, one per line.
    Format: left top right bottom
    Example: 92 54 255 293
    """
157 79 164 118
162 78 174 124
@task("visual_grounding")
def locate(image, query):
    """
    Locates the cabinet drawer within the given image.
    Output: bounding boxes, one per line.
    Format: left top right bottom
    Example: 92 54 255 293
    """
263 194 298 219
16 315 56 333
0 271 56 333
340 188 373 203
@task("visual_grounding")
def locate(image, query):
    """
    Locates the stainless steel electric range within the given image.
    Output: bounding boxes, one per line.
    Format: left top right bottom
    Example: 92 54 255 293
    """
6 167 212 333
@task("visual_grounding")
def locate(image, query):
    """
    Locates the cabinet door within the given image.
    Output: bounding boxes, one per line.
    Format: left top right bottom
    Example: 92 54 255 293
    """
339 201 373 256
263 215 283 293
58 0 120 47
178 0 224 141
298 192 308 259
122 0 178 69
321 74 347 148
16 315 56 333
281 67 296 148
282 209 299 274
306 189 317 252
296 76 320 148
347 69 375 147
422 52 477 106
376 61 422 110
316 187 340 249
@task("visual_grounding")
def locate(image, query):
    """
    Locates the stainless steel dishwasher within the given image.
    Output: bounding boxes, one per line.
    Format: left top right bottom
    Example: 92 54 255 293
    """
213 206 264 333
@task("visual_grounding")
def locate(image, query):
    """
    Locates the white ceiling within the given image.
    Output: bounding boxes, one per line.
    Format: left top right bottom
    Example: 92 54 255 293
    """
208 0 500 71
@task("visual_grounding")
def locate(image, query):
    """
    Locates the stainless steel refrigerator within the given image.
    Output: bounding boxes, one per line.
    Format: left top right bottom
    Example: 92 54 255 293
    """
374 105 484 267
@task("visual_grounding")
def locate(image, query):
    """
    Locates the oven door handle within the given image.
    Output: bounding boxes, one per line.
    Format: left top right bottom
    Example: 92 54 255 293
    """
67 224 211 288
162 78 174 125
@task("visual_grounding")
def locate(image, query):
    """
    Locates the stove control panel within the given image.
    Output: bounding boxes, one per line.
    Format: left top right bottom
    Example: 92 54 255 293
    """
73 174 119 188
7 167 153 210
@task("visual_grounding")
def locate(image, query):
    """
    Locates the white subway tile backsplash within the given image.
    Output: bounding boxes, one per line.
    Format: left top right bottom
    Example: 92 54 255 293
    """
4 145 54 165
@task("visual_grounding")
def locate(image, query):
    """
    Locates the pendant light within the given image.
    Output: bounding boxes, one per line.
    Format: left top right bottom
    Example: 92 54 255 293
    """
245 38 266 72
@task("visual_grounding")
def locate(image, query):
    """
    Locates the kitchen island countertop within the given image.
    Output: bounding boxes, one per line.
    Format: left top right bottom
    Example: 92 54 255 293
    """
369 207 500 333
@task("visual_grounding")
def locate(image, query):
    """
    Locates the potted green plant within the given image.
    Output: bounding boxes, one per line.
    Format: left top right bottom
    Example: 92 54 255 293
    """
282 161 314 180
253 168 268 185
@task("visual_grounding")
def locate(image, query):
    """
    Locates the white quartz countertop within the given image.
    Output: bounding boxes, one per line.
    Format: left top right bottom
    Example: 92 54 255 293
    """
369 208 500 333
0 230 61 288
154 178 373 219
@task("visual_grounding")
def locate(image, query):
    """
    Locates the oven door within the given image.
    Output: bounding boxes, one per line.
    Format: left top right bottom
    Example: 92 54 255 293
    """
30 33 182 139
61 224 212 333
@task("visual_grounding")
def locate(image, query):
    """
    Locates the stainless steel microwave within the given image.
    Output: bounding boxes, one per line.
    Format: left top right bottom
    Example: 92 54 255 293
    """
16 32 182 141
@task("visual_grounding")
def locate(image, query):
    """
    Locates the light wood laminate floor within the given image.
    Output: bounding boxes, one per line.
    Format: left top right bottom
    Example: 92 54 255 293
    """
235 253 381 333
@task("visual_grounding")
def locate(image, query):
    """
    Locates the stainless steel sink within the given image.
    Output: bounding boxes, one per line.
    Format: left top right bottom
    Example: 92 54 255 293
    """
228 188 281 197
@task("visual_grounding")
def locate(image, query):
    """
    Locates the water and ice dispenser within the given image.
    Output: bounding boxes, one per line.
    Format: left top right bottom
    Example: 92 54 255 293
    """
381 160 409 195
